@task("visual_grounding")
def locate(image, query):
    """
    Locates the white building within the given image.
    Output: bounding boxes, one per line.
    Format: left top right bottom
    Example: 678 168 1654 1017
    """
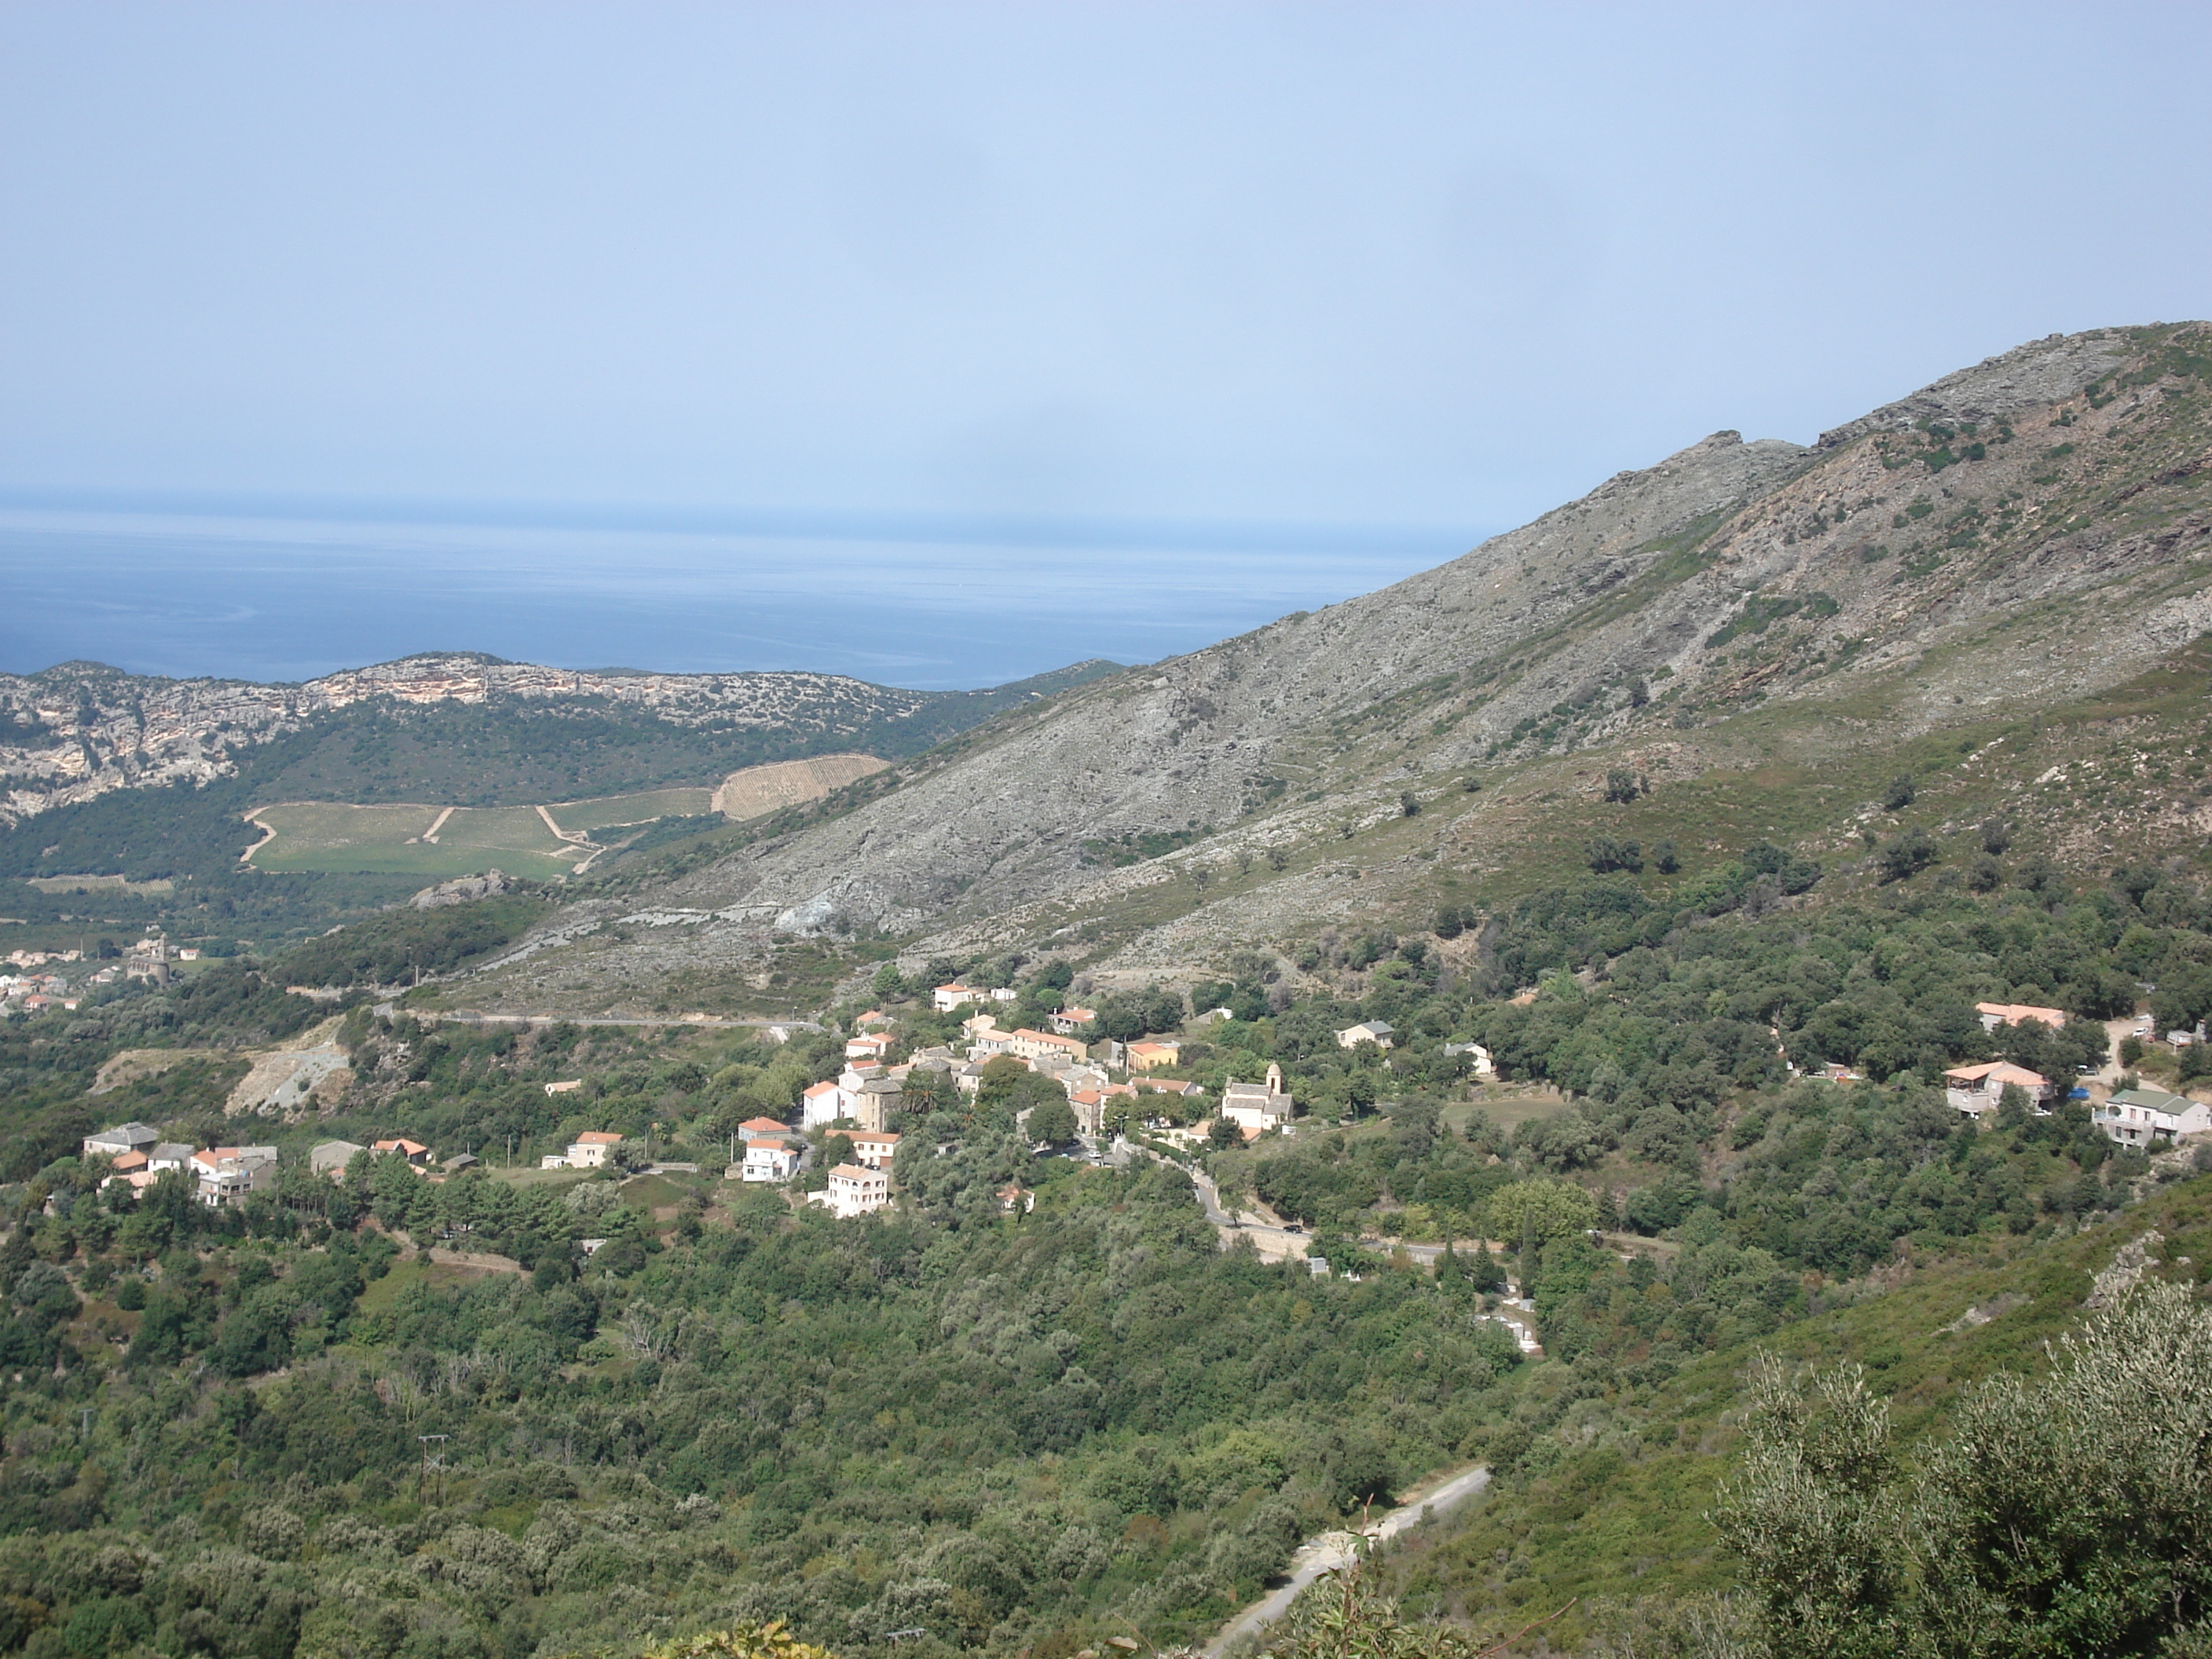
192 1146 277 1207
826 1162 890 1218
1336 1022 1394 1050
801 1079 846 1128
932 983 981 1013
543 1130 623 1170
1009 1027 1088 1065
742 1137 803 1182
1443 1042 1496 1078
1220 1064 1295 1131
848 1130 901 1170
2093 1087 2212 1147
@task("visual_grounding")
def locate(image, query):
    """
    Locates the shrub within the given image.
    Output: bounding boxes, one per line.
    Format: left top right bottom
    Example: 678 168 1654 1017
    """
1585 836 1644 874
1877 828 1936 882
1882 775 1916 811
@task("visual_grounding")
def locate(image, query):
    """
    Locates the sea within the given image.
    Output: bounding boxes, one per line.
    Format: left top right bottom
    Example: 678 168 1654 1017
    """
0 496 1480 690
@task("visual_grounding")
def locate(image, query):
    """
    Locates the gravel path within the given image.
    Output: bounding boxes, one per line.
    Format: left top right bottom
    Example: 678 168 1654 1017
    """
1204 1463 1492 1657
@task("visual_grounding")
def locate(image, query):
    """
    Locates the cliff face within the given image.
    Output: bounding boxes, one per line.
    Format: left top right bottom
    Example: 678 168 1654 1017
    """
587 324 2204 959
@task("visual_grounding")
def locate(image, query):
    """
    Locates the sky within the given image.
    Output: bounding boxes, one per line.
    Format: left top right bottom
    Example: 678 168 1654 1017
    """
3 2 2209 686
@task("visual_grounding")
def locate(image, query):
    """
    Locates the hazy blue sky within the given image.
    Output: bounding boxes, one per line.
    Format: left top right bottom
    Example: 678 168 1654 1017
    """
2 3 2208 683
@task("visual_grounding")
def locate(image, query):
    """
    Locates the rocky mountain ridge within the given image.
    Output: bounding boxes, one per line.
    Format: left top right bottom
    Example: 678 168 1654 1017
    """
455 322 2212 1006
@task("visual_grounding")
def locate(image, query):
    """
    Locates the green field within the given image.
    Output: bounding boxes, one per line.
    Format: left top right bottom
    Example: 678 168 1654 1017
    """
247 786 727 879
548 787 713 837
247 801 584 878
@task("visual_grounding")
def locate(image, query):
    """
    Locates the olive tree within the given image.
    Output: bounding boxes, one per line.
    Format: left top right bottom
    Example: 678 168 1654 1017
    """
1712 1282 2212 1658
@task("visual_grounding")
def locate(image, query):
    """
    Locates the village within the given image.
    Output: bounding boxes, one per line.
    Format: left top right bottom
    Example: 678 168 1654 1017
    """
1 934 203 1016
68 976 2210 1232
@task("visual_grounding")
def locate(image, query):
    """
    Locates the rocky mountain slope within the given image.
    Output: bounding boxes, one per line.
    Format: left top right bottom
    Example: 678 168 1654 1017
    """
453 322 2212 1010
0 654 1117 822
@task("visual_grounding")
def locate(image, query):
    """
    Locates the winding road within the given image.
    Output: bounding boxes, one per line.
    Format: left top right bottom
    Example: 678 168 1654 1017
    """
1203 1463 1493 1657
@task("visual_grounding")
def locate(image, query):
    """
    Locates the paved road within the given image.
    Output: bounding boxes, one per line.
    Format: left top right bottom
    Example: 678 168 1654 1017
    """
1204 1464 1492 1657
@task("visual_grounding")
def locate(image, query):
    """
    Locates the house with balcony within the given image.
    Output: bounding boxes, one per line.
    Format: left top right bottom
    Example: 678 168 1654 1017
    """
2093 1087 2212 1147
826 1163 890 1218
1943 1061 2052 1117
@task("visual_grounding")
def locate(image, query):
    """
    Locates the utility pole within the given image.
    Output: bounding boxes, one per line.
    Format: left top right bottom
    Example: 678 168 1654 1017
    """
417 1434 450 1504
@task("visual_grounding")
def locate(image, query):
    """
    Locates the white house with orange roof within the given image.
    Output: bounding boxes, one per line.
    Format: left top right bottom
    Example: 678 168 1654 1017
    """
932 983 982 1013
738 1116 792 1142
826 1162 890 1218
844 1031 895 1061
1009 1027 1087 1065
848 1130 900 1170
563 1130 624 1167
801 1079 846 1128
374 1137 434 1167
1049 1006 1097 1035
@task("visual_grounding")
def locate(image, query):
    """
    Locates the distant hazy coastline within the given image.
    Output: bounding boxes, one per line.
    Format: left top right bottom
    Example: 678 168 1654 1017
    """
0 500 1470 690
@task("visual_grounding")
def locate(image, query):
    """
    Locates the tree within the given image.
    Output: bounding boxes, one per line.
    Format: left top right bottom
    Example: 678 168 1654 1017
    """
1713 1284 2212 1658
1604 768 1643 804
1344 1072 1378 1119
1483 1177 1598 1244
1208 1115 1242 1149
1651 838 1681 874
1711 1358 1905 1659
1027 1097 1076 1147
1883 775 1917 811
870 962 906 1000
